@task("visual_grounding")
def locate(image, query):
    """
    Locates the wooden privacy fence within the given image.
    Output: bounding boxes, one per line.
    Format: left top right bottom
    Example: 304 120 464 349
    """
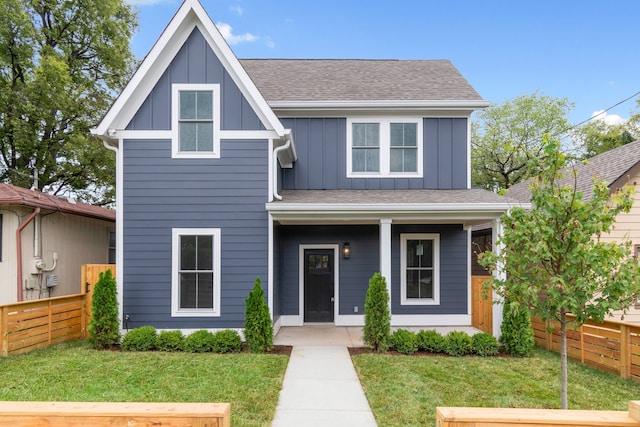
437 400 640 426
471 276 492 334
0 264 115 356
532 315 640 382
0 401 230 427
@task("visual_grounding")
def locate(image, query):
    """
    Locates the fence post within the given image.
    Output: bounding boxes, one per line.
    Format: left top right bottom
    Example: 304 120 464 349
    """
0 306 8 356
620 323 631 379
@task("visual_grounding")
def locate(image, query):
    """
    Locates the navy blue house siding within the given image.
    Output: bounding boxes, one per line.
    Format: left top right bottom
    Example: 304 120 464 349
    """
280 117 468 190
391 224 468 315
276 225 379 317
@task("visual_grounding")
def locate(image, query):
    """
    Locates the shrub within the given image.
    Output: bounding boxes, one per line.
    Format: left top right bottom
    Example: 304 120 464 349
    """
244 277 273 353
184 330 216 353
444 331 473 356
121 326 157 351
156 330 185 352
88 269 120 349
363 272 391 352
416 330 446 353
212 330 242 353
500 301 535 357
390 329 418 354
472 332 499 356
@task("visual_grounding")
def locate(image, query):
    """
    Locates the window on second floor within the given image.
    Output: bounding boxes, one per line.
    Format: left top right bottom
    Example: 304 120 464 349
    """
347 118 422 177
172 84 221 159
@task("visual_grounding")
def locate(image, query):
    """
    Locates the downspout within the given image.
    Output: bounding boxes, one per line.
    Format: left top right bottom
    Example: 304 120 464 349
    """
272 138 291 201
16 207 40 302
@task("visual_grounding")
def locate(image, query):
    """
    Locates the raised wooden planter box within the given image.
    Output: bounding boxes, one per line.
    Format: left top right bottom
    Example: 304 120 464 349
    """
437 401 640 427
0 401 230 427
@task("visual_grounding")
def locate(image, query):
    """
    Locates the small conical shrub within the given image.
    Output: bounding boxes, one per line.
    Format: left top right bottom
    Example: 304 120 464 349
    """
244 277 273 352
500 301 534 357
88 269 120 349
363 272 391 352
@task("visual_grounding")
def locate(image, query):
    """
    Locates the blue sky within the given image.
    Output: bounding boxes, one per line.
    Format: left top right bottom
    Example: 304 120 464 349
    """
127 0 640 126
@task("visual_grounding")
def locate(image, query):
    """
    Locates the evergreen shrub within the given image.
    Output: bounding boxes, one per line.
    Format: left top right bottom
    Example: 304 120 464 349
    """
156 330 185 352
121 326 157 351
471 332 499 356
185 330 216 353
88 269 120 349
244 277 273 353
416 330 446 353
363 272 391 352
390 329 418 354
212 330 242 353
444 331 473 356
500 302 535 357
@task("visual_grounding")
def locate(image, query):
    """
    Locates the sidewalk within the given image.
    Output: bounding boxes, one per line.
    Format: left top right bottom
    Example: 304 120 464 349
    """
271 345 377 426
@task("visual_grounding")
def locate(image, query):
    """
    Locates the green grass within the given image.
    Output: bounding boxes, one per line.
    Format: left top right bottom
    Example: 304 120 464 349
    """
0 340 288 426
352 347 640 426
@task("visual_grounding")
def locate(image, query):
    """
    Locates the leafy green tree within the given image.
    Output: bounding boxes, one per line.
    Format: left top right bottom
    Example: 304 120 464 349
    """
88 269 120 349
576 119 636 159
471 92 573 191
244 277 273 353
363 272 391 352
479 138 640 409
0 0 137 204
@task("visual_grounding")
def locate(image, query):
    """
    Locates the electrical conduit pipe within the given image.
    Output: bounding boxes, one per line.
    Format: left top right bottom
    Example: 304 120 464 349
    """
16 207 40 302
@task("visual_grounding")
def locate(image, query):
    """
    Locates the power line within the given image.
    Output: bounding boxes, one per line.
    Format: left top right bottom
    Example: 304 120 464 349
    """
555 89 640 138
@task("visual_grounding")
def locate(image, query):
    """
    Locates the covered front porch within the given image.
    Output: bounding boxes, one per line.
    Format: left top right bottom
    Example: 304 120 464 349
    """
267 189 510 336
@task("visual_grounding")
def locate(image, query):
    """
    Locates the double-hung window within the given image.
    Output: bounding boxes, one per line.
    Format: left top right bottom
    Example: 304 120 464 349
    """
347 118 422 177
172 228 221 317
400 233 440 305
172 84 221 158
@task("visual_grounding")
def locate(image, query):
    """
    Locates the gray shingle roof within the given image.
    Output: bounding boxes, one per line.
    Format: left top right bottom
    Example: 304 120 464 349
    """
273 189 514 205
240 59 484 103
507 140 640 202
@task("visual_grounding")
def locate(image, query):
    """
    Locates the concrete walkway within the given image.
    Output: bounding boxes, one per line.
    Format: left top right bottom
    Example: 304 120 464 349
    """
272 327 377 426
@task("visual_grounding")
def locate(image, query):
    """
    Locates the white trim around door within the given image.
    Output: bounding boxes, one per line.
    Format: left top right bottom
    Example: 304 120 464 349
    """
297 244 339 325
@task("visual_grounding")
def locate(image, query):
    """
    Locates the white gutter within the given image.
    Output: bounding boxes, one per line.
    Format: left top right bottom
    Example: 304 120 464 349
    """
267 202 527 212
272 137 292 201
268 99 491 110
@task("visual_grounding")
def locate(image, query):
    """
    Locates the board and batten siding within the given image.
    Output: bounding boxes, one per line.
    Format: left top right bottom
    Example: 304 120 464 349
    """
280 117 468 190
126 28 264 132
391 224 468 315
122 138 269 329
276 225 379 317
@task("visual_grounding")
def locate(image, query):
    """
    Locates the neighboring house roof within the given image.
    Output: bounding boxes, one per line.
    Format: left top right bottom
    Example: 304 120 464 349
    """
0 183 115 222
507 140 640 203
240 59 487 106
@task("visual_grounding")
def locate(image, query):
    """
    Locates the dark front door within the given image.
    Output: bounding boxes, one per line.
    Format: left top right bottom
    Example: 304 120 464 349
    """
304 249 334 322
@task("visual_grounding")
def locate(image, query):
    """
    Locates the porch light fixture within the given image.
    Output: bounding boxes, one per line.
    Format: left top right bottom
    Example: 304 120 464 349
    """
343 242 351 259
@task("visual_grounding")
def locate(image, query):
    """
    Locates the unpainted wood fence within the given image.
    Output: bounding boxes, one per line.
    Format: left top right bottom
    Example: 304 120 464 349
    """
0 264 114 356
532 314 640 382
471 275 492 334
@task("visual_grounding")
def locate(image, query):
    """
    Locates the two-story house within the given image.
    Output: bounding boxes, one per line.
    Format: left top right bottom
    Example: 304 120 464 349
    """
93 0 511 334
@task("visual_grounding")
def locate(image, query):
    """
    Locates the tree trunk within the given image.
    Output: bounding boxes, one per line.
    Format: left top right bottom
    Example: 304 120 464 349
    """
560 311 568 409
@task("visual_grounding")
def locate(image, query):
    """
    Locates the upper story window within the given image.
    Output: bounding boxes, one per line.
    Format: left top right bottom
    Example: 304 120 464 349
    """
347 118 422 177
172 84 221 159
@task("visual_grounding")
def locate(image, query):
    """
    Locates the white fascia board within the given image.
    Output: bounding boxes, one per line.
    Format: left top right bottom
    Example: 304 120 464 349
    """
267 202 517 213
268 99 491 111
94 0 288 142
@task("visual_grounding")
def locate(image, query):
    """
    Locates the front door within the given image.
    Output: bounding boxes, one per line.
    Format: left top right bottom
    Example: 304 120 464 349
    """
304 249 335 322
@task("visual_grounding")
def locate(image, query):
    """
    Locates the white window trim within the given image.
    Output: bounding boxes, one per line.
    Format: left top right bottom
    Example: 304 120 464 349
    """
346 117 423 178
400 233 440 306
171 228 221 317
171 83 221 159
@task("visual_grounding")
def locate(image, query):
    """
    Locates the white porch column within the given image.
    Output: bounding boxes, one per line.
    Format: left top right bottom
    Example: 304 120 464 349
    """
380 218 392 306
492 217 505 338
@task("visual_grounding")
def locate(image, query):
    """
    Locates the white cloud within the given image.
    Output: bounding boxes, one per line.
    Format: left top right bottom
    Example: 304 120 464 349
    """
216 22 258 45
264 36 275 49
229 5 243 16
591 110 627 125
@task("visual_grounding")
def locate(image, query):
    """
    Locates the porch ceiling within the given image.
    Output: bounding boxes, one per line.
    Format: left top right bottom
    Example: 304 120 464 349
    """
267 189 525 226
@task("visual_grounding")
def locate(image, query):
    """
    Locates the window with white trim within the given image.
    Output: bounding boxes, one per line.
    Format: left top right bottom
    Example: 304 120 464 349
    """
347 118 422 177
400 233 440 305
172 84 221 158
172 228 221 317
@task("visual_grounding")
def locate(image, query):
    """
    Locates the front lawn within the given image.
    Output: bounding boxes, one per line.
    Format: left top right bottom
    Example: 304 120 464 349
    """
352 347 640 426
0 340 288 426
